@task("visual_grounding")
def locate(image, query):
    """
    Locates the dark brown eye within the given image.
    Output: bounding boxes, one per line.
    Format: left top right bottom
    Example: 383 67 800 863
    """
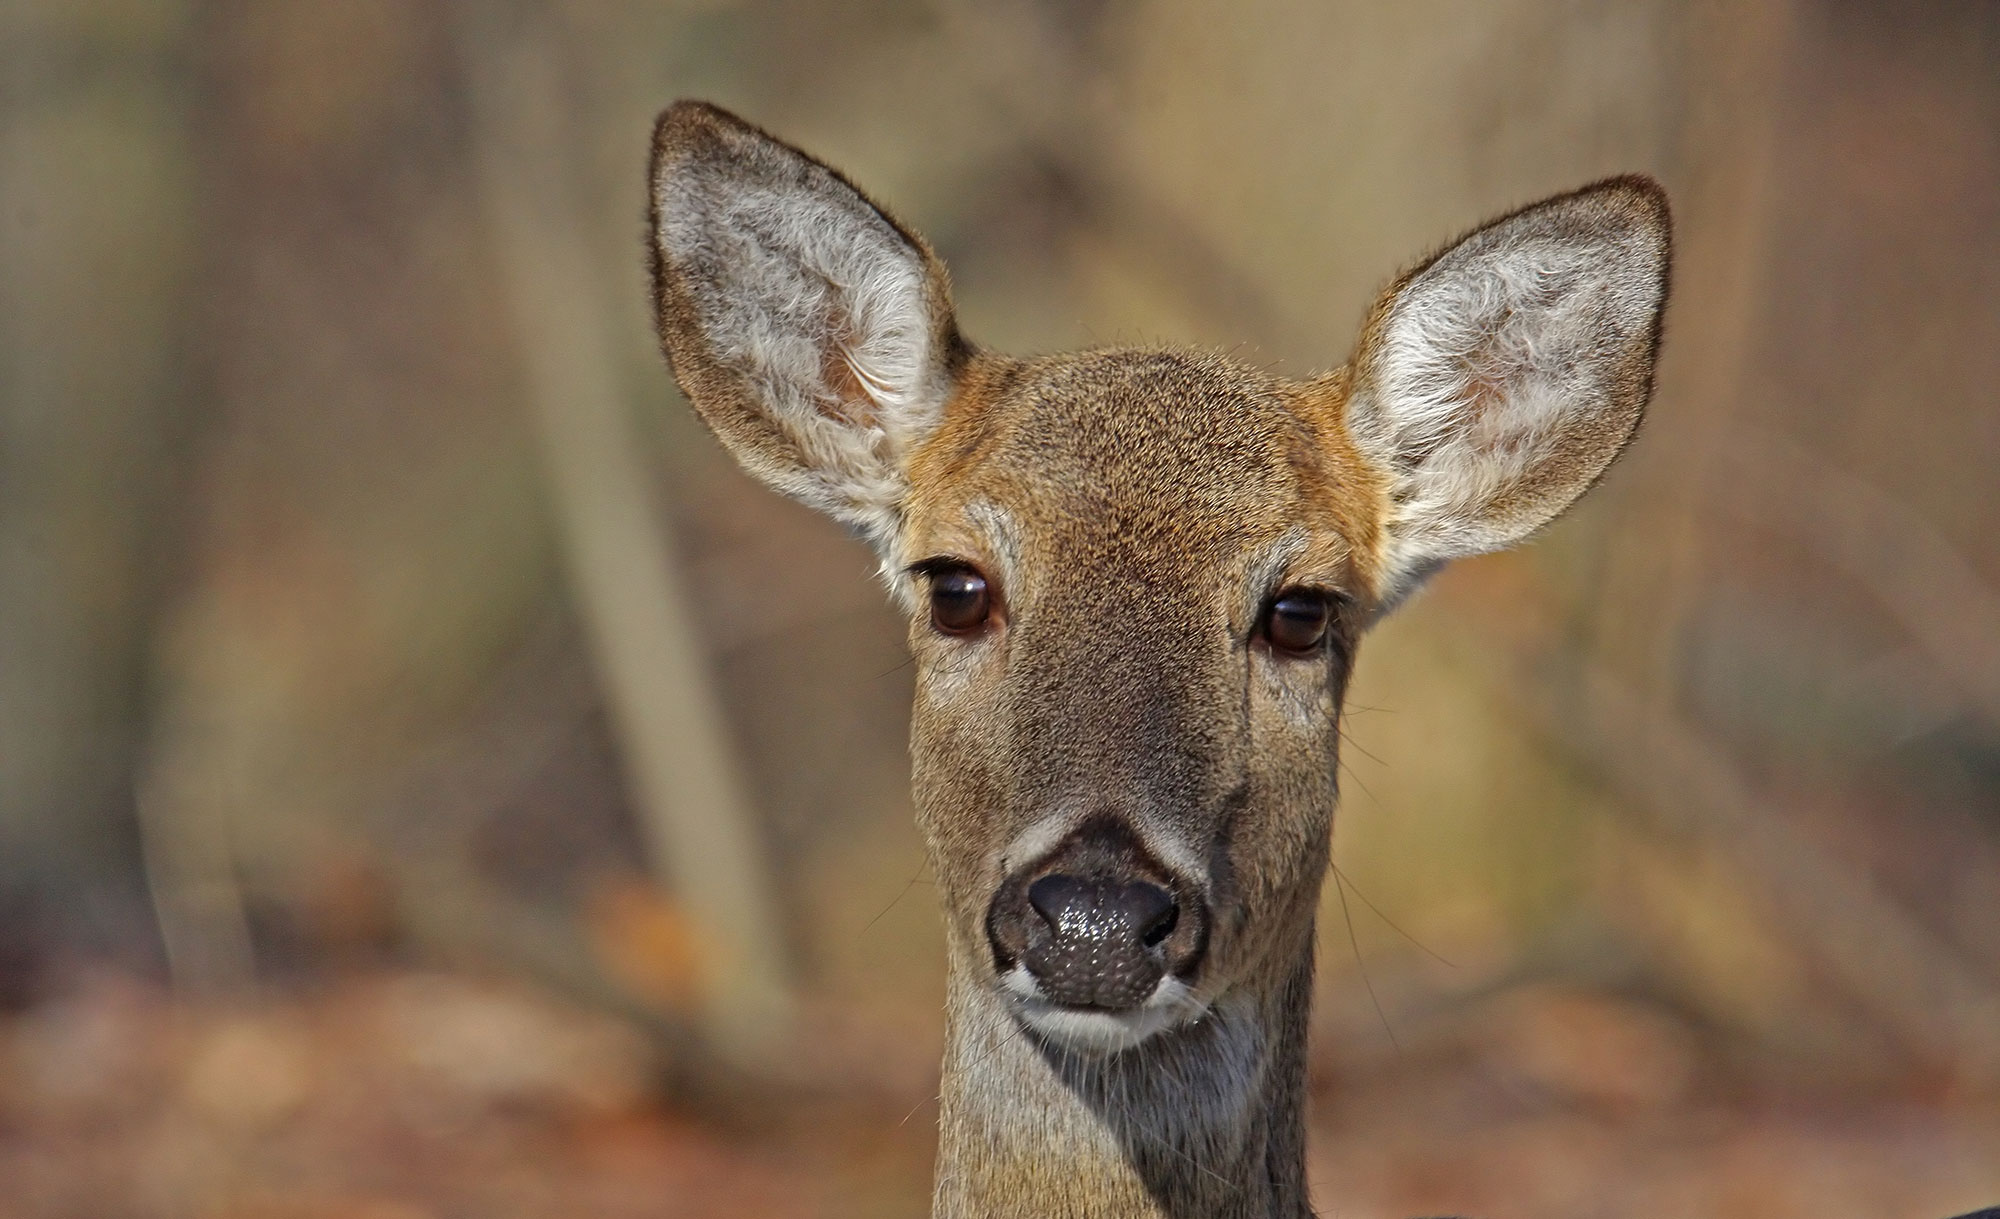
1263 588 1331 655
928 565 992 635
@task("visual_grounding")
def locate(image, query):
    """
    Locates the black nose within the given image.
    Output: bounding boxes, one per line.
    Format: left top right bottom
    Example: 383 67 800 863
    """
987 823 1208 1011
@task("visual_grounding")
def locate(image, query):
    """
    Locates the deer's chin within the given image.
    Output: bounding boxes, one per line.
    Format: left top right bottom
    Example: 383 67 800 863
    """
998 967 1209 1055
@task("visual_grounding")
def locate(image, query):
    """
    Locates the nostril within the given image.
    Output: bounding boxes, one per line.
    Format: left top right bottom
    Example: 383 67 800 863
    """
1026 874 1085 930
1121 882 1175 950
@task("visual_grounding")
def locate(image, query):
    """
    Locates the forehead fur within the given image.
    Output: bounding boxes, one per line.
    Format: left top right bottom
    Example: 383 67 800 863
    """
902 348 1383 591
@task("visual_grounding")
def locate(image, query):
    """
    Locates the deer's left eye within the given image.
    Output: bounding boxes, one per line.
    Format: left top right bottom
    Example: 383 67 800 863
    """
928 565 992 635
1261 588 1331 656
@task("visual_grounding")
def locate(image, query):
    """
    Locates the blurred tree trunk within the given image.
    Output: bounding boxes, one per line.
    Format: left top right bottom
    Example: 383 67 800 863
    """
455 4 795 1071
0 2 200 989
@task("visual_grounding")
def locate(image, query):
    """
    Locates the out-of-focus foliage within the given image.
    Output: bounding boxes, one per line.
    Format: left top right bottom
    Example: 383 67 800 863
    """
1 1 1996 1215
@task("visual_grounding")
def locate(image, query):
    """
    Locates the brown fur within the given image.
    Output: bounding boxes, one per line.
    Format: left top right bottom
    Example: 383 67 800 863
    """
645 100 1670 1218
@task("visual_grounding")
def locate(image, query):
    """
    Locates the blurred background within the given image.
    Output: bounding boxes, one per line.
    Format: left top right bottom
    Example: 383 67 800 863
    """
4 1 1999 1215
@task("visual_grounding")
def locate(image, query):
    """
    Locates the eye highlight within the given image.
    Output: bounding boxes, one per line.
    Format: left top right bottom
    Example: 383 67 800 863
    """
1260 587 1333 656
922 562 993 635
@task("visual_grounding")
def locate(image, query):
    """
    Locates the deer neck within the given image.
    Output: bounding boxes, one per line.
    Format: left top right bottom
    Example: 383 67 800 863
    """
930 939 1316 1219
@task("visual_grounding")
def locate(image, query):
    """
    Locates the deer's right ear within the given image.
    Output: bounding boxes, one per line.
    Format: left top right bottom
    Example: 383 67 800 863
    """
649 101 967 552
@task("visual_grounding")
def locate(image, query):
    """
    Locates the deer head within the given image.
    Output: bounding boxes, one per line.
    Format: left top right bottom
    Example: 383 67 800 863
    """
648 100 1668 1218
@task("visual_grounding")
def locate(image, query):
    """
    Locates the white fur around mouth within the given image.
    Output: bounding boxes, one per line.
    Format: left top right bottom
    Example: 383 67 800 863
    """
998 966 1210 1054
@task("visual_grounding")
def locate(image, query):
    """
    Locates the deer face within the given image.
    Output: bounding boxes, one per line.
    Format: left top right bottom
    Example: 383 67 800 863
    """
648 102 1668 1056
895 350 1374 1052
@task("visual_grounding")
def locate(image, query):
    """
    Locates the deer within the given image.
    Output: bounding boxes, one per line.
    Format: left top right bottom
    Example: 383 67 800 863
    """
646 100 1670 1219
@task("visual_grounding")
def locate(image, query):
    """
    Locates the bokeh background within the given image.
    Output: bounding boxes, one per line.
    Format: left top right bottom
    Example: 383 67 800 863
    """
4 1 1999 1216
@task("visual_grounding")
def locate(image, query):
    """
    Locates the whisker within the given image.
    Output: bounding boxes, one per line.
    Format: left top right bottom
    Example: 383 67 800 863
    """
1327 860 1456 968
872 654 916 680
897 1091 935 1128
1334 754 1383 810
955 1000 1023 1085
907 1000 1010 1128
862 854 932 933
1336 723 1388 769
1332 864 1400 1052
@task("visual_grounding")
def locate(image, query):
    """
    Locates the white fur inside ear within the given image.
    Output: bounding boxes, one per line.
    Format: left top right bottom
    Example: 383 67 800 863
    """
659 159 947 550
1349 203 1664 599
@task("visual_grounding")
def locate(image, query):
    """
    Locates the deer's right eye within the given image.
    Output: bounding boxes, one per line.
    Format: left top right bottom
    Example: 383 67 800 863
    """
927 565 992 635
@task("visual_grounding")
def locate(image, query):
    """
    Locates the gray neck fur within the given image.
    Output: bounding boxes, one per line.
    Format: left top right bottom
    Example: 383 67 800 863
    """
931 943 1317 1219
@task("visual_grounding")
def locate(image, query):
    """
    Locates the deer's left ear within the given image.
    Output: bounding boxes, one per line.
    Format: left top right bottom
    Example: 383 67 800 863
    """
1343 176 1671 603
